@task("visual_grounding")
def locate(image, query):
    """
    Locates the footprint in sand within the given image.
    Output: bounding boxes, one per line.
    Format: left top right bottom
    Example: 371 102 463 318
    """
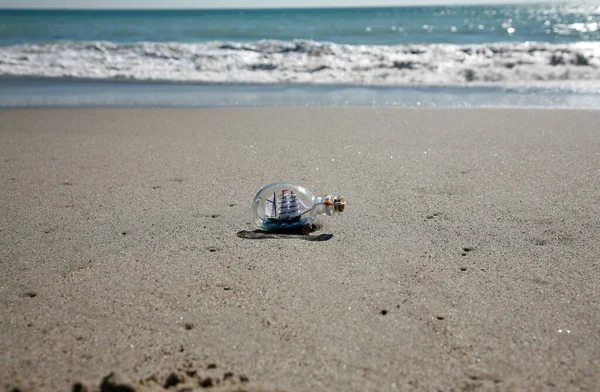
425 212 442 220
70 360 269 392
461 247 473 256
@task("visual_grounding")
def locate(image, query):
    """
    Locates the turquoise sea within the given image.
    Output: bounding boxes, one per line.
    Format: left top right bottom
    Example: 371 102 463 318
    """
1 3 599 107
2 4 600 45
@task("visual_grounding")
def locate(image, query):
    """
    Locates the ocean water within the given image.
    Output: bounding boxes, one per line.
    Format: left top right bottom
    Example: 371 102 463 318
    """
1 4 600 107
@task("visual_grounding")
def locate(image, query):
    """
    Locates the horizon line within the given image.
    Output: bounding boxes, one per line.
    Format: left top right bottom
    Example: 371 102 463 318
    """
0 1 559 12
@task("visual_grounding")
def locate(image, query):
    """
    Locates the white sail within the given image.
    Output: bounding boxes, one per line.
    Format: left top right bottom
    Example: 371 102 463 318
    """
265 190 308 220
288 192 300 216
278 191 293 219
265 192 277 217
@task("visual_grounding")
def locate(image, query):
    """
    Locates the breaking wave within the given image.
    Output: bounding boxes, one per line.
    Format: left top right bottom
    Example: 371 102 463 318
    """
1 40 599 88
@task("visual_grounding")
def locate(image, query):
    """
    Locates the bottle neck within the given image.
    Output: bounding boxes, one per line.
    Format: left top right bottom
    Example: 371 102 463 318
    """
313 196 328 205
311 195 345 216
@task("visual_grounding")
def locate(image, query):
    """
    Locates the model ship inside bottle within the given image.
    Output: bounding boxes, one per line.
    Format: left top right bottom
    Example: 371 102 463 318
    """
266 189 305 223
252 183 345 232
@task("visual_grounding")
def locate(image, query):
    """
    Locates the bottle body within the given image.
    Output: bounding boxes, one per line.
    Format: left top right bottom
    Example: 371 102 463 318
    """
252 183 344 232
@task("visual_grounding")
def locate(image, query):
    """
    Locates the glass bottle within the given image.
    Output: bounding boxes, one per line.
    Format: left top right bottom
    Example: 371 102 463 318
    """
252 183 345 231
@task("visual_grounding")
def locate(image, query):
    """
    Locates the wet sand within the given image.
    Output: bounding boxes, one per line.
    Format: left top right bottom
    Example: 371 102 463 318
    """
1 107 599 391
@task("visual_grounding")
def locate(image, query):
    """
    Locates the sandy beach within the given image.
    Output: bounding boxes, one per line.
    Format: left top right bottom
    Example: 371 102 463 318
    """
1 107 599 391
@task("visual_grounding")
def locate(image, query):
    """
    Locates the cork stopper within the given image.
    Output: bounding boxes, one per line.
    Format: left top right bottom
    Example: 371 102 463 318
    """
333 196 345 213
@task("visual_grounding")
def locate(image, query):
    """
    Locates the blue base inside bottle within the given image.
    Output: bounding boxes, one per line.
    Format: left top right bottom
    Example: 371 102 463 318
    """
259 217 311 232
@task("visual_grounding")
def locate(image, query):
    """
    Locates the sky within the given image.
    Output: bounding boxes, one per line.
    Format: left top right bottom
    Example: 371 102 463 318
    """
0 0 554 9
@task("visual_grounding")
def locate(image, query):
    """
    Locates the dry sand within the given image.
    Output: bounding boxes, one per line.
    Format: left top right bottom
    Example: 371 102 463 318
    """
1 107 599 392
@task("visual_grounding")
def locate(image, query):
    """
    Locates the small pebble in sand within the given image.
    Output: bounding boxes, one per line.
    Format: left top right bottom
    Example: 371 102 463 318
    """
72 382 88 392
381 309 388 315
199 377 213 388
164 373 182 388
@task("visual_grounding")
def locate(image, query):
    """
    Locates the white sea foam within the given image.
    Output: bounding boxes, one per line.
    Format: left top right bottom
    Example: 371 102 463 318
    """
1 40 599 89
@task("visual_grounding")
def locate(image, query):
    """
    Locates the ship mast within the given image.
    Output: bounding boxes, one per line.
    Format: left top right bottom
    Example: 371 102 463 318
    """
267 190 301 221
289 191 299 217
279 190 292 219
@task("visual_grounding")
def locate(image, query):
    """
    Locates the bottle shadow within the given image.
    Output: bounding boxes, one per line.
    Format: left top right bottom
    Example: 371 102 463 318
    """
236 223 333 242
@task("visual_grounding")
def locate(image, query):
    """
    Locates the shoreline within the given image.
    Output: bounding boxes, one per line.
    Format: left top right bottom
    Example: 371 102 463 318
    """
1 107 599 391
2 78 600 109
